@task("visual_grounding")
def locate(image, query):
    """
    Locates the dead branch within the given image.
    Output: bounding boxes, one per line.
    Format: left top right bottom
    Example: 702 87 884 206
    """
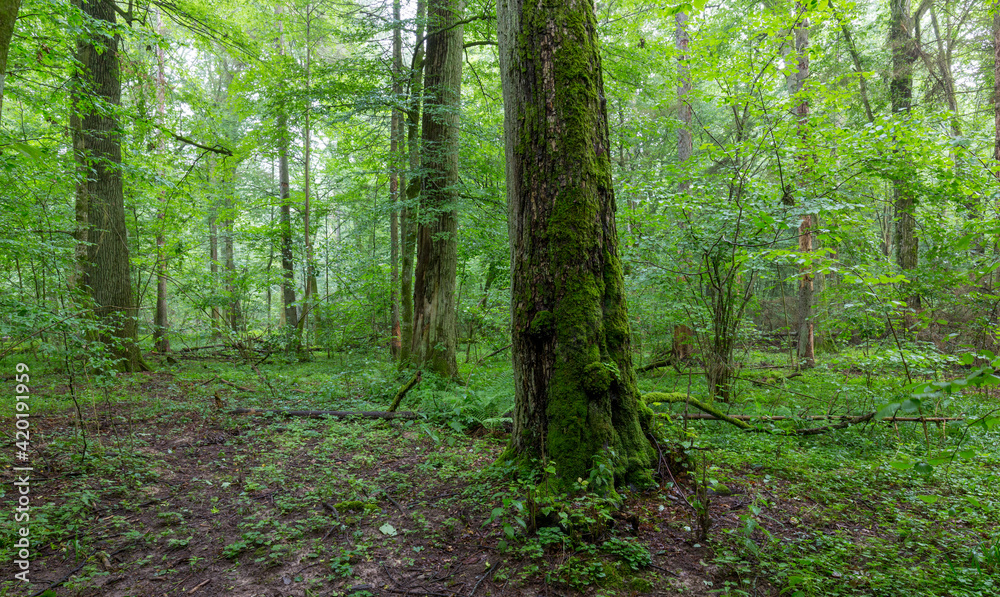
230 408 419 420
389 371 422 412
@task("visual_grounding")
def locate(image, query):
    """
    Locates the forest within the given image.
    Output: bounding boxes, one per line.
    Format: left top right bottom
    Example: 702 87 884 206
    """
2 0 1000 595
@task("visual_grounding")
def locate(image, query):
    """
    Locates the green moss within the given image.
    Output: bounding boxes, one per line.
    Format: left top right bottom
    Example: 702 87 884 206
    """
529 310 554 337
332 500 365 513
582 362 612 395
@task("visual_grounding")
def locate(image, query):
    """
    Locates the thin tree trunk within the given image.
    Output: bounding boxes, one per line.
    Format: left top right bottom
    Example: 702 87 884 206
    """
389 0 403 358
672 10 694 362
76 0 146 372
152 7 170 353
890 0 920 322
208 197 221 337
400 0 426 364
830 0 874 123
276 5 298 341
790 4 814 367
498 0 655 488
296 7 316 352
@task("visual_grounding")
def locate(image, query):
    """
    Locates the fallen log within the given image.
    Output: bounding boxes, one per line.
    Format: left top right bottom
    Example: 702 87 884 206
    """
230 408 419 420
673 413 964 423
643 392 958 435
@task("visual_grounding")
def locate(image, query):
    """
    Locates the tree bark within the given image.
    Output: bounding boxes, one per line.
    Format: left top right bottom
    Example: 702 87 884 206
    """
276 5 298 342
389 0 403 358
153 7 170 353
75 0 145 372
410 0 461 378
890 0 920 320
0 0 20 115
400 0 426 364
790 5 814 367
672 10 694 362
498 0 656 488
994 2 1000 170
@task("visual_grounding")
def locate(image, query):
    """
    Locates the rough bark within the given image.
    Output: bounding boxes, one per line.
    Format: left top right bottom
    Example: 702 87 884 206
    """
498 0 656 488
75 0 145 372
409 0 461 377
400 0 426 364
0 0 20 115
890 0 920 318
153 7 170 353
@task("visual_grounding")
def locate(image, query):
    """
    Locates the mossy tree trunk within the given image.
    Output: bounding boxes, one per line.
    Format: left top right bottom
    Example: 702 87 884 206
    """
75 0 146 372
498 0 655 488
410 0 461 377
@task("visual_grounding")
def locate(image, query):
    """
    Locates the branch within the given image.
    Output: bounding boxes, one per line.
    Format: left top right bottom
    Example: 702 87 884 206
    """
168 131 233 155
231 408 419 420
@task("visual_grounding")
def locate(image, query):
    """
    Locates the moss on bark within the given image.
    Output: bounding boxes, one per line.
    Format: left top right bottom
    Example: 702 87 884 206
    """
498 0 656 492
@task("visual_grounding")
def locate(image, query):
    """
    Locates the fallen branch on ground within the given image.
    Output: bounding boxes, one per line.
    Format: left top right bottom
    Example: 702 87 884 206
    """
676 413 964 423
643 392 951 435
231 408 419 420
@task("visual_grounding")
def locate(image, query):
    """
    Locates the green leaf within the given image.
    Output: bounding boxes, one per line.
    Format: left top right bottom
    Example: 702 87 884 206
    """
959 353 975 366
889 460 912 470
913 462 933 475
875 403 901 419
916 495 938 504
379 523 397 536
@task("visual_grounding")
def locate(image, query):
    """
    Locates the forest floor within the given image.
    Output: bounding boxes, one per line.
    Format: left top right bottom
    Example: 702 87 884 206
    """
2 348 999 597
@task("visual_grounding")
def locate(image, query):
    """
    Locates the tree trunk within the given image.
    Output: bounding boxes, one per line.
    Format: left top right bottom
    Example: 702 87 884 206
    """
400 0 426 364
994 3 1000 170
152 7 170 353
498 0 656 488
672 10 694 362
409 0 461 378
890 0 920 321
276 6 298 342
208 200 221 337
76 0 145 372
389 0 403 358
296 11 318 353
790 5 814 367
0 0 20 115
